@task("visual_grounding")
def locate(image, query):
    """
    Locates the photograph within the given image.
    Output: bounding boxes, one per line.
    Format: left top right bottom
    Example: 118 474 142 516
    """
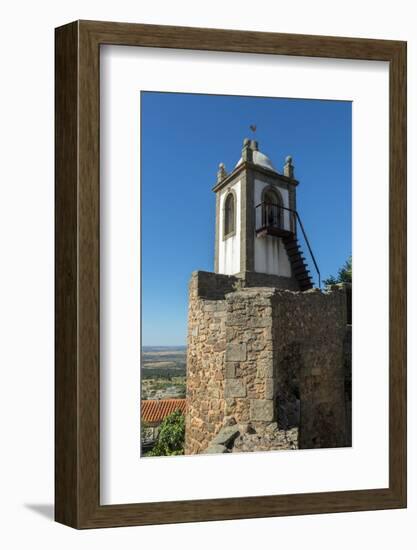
140 92 352 457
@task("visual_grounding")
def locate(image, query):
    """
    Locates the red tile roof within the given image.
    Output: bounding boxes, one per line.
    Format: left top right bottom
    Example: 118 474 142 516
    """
141 399 186 425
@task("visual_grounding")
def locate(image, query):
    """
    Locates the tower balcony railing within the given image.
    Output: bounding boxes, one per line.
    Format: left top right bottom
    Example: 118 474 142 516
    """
255 202 321 288
255 202 295 238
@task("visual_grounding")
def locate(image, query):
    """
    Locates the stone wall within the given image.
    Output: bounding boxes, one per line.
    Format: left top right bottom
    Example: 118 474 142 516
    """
191 270 238 300
185 272 229 454
270 288 348 448
185 271 351 454
235 270 300 291
224 288 276 424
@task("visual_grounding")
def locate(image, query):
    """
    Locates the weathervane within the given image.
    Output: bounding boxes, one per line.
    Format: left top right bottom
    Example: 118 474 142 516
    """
249 124 257 134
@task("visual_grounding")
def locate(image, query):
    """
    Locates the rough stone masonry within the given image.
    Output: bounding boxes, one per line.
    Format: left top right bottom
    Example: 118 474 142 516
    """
185 271 351 454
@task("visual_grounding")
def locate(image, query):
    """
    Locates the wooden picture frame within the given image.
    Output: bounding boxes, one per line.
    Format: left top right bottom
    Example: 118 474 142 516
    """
55 20 406 528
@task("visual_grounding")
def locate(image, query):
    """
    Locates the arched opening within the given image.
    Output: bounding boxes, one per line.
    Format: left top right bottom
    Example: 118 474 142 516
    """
262 187 283 229
223 192 235 237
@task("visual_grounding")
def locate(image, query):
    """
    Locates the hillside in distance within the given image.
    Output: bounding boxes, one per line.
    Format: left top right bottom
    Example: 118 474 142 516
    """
141 346 186 400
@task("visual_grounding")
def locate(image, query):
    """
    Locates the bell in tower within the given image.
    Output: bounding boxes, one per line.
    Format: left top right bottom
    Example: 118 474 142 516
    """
213 138 316 291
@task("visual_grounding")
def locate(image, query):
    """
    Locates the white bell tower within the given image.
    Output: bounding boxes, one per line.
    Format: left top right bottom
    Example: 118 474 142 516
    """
213 138 314 291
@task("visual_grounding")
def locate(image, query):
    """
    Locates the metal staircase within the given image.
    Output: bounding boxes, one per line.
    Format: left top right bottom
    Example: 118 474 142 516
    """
282 235 313 291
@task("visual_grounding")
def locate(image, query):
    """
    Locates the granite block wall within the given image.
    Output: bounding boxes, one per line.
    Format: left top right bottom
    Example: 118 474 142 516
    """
185 271 351 454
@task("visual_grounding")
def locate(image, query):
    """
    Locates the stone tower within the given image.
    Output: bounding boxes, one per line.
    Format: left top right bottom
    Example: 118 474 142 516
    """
185 139 351 455
213 138 313 291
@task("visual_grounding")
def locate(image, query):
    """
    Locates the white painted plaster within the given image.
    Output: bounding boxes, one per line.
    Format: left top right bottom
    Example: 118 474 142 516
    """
218 181 241 275
254 179 292 276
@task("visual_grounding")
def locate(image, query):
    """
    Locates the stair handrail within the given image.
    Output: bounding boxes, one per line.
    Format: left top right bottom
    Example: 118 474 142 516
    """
292 209 321 289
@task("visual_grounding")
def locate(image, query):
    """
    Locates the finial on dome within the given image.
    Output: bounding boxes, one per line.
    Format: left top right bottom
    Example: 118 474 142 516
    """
241 138 253 163
284 155 294 178
217 162 228 183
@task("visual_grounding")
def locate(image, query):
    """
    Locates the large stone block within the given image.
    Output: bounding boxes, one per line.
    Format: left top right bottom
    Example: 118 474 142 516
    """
225 379 246 398
256 360 274 379
250 399 274 422
225 313 247 326
203 303 220 313
204 444 228 454
225 343 247 362
264 378 275 400
211 425 240 446
225 363 236 379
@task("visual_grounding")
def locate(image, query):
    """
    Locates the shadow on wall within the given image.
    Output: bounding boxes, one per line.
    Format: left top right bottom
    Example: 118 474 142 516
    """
24 503 54 521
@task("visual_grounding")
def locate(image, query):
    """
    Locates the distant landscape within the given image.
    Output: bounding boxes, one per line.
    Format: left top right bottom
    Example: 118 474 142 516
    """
141 346 186 400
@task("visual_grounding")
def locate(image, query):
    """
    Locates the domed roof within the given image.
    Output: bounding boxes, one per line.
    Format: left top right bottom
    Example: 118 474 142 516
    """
235 144 278 173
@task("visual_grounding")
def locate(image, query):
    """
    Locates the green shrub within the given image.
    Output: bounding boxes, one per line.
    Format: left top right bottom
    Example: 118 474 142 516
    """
323 256 352 286
147 410 185 457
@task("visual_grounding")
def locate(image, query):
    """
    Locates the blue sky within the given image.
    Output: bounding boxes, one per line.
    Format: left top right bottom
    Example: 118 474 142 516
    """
141 92 351 346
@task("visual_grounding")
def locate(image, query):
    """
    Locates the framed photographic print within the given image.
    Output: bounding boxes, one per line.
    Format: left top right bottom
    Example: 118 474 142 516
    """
55 20 406 528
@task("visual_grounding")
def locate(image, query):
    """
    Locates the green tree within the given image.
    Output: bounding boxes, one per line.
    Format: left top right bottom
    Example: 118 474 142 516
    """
147 410 185 457
323 256 352 286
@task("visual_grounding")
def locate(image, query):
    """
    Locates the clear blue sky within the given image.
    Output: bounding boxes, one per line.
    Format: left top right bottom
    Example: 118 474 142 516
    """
141 92 351 346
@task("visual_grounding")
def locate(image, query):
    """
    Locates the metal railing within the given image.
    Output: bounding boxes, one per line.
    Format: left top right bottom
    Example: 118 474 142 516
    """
257 202 287 231
255 202 321 288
